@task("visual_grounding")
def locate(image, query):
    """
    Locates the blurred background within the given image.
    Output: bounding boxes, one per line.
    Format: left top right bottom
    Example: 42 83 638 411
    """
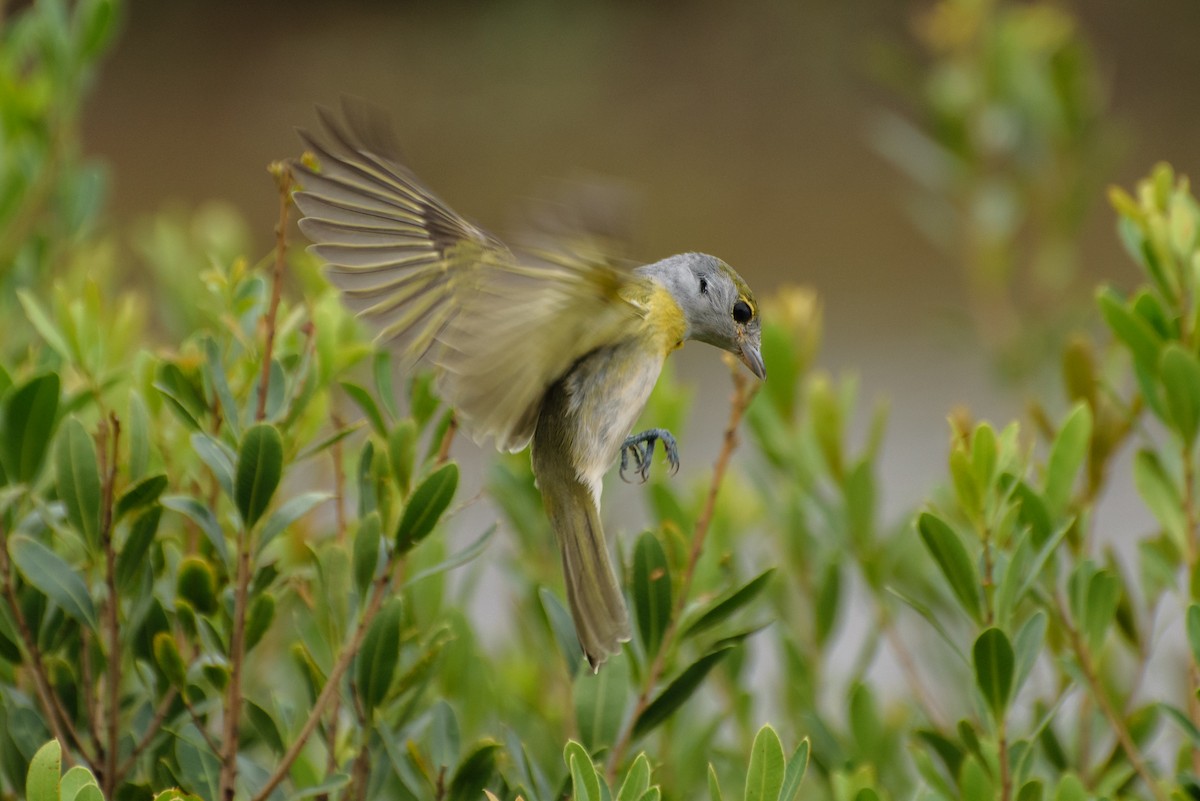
77 0 1200 521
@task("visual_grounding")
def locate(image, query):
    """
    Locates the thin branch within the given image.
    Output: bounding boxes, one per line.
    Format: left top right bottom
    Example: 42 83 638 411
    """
249 560 396 801
114 687 179 784
99 414 122 797
219 528 253 801
606 360 757 780
256 163 292 422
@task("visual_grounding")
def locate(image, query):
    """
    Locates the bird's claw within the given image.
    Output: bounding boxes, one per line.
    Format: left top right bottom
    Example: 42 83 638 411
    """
619 428 679 483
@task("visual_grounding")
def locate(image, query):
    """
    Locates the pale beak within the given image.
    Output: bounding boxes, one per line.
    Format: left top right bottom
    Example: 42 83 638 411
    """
738 339 766 380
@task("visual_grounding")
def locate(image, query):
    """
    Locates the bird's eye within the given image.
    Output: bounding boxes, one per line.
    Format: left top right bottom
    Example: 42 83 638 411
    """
699 277 708 295
732 300 753 324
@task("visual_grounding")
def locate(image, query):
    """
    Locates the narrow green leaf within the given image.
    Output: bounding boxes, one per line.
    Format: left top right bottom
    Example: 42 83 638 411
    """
373 350 400 421
684 568 775 638
541 586 583 677
55 418 102 549
25 739 61 801
388 419 418 497
244 594 275 651
1083 569 1121 653
153 632 188 689
203 337 241 439
616 753 652 801
974 627 1015 720
1016 780 1044 801
633 531 672 657
353 512 383 597
1134 450 1187 552
407 524 496 587
575 650 630 750
154 362 206 431
1012 611 1046 698
1043 403 1091 519
17 290 72 361
258 491 332 553
1161 344 1200 445
707 764 724 801
115 473 168 521
8 534 98 630
340 381 388 438
1096 287 1162 371
780 738 810 801
446 741 500 801
296 421 364 462
356 597 402 712
116 506 161 590
245 700 285 756
814 562 841 646
235 424 284 528
128 391 151 481
1159 702 1200 748
191 433 235 500
395 462 458 552
162 496 229 566
917 512 983 624
1 373 60 485
564 742 600 801
633 646 733 738
744 724 785 801
1188 605 1200 665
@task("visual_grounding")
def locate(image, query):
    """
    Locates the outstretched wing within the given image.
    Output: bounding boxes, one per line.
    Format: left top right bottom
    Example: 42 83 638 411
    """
293 101 641 451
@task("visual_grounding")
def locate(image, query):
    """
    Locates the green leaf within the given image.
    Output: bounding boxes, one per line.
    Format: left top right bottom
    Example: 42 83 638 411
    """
917 512 982 624
1054 774 1086 801
1134 450 1187 552
616 753 652 801
633 646 734 738
153 632 188 689
707 764 724 801
8 534 98 630
1082 569 1121 653
388 419 418 498
1 373 60 485
815 562 841 646
154 362 206 431
244 593 276 651
633 531 672 657
1188 605 1200 665
117 506 161 590
684 568 775 638
353 512 383 598
540 586 583 677
745 724 786 801
446 741 500 801
25 739 60 801
1012 611 1046 698
162 496 229 566
1015 780 1044 801
59 765 100 801
1096 287 1162 372
203 337 241 439
780 739 810 801
395 462 458 552
340 381 388 438
1158 702 1200 748
235 423 284 528
356 597 402 713
258 491 332 553
407 523 496 587
575 650 630 750
17 290 73 362
1043 403 1091 519
1161 344 1200 445
115 473 168 521
128 391 151 481
176 556 218 615
564 741 601 801
191 433 235 500
974 627 1015 720
246 699 285 756
54 418 101 549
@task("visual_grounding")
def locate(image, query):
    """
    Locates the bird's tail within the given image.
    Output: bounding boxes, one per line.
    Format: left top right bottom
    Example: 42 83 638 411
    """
538 473 631 670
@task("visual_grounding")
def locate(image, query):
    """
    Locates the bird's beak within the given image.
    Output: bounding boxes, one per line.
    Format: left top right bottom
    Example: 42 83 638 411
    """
738 338 766 380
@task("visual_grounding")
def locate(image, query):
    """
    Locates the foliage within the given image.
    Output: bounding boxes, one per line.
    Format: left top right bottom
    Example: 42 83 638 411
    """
4 1 1200 801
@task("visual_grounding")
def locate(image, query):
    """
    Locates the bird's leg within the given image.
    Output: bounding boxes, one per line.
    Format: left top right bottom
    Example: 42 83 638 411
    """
620 428 679 483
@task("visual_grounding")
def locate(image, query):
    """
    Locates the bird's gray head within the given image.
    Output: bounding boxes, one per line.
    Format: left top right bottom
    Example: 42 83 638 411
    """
638 253 765 379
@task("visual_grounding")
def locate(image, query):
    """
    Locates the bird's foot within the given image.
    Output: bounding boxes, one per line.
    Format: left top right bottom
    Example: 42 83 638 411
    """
619 428 679 483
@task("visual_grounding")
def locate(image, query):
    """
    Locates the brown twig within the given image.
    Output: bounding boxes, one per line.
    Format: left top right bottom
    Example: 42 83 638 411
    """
256 163 292 422
249 562 395 801
114 687 179 784
98 414 122 797
219 526 253 801
436 412 458 466
606 360 757 780
1056 596 1167 801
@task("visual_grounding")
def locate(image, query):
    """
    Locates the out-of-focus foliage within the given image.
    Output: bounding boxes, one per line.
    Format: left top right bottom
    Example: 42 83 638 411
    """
5 2 1200 801
871 0 1121 377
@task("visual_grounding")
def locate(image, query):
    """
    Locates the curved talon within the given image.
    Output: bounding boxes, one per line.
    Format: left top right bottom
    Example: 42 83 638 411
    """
620 428 680 483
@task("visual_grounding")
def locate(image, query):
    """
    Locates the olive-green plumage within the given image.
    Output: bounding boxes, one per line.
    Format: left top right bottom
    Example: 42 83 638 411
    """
293 101 764 668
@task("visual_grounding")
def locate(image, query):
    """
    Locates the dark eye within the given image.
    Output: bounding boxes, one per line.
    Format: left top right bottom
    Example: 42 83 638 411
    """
732 299 753 324
699 277 708 295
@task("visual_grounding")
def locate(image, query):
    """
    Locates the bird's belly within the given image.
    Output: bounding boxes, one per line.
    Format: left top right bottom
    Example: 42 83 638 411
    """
562 341 666 493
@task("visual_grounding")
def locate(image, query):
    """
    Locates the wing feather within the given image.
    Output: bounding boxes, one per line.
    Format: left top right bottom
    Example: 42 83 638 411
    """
293 100 640 450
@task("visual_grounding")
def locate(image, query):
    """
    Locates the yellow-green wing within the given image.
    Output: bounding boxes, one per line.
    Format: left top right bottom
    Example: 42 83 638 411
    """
293 102 641 451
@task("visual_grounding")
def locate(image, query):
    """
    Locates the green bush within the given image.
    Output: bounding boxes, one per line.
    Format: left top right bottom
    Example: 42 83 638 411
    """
4 2 1200 801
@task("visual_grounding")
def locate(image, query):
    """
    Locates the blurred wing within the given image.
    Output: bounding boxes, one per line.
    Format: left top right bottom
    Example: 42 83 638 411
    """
293 101 640 451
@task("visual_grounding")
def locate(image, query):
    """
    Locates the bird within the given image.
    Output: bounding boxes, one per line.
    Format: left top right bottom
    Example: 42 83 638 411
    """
292 101 765 669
